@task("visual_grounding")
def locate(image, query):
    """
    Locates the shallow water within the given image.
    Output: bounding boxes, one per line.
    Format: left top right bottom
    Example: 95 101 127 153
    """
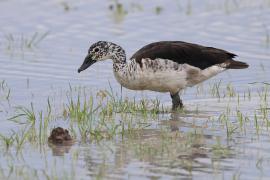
0 0 270 179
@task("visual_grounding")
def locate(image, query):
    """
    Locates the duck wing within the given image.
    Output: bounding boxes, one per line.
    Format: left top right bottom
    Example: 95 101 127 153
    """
131 41 248 69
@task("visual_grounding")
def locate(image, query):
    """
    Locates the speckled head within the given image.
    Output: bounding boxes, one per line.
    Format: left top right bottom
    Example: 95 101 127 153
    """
78 41 126 73
78 41 110 73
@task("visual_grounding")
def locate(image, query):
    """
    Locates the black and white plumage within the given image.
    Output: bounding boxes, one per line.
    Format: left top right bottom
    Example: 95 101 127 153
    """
78 41 249 110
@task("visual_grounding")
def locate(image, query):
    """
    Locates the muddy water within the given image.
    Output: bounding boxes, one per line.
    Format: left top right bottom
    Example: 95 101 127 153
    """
0 0 270 179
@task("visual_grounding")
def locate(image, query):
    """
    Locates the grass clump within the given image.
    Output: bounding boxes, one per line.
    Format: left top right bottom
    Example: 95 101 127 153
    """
63 86 164 141
3 85 163 145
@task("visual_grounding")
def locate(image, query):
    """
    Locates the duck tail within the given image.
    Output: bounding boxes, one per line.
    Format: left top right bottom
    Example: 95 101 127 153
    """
226 60 249 69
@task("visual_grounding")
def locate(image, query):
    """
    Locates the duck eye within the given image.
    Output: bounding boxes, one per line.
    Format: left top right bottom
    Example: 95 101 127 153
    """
94 48 99 52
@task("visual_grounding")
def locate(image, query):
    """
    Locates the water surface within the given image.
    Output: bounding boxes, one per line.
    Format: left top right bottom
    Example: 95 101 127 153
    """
0 0 270 179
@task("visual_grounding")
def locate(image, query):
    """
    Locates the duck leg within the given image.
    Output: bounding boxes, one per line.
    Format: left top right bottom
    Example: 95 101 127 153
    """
170 92 183 110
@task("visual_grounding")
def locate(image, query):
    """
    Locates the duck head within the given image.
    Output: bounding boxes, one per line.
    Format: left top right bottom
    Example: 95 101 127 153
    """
78 41 112 73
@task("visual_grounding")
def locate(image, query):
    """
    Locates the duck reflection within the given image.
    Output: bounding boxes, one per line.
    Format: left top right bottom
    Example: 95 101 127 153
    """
82 111 235 178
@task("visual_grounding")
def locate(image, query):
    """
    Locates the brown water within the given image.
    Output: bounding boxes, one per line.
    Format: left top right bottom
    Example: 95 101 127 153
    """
0 0 270 179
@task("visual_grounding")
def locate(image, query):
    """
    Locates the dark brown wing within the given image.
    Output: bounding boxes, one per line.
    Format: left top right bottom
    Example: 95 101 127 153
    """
131 41 248 69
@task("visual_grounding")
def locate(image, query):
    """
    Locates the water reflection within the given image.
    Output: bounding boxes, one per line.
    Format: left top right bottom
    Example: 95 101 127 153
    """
48 142 74 156
81 111 236 178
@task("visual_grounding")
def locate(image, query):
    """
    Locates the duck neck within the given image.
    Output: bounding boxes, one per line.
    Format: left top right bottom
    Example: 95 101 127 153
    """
109 43 127 72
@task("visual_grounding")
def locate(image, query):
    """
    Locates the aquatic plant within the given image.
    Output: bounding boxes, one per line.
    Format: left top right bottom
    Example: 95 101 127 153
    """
0 80 11 102
3 31 49 51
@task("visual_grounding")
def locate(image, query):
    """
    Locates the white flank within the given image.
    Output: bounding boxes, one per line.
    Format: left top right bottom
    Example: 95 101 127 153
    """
113 58 226 94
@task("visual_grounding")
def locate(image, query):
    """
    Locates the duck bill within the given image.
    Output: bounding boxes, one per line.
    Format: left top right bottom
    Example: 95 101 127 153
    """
78 55 97 73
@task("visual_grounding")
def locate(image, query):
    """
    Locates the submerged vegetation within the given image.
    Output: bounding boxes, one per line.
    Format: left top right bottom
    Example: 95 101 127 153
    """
0 80 11 102
3 31 49 52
